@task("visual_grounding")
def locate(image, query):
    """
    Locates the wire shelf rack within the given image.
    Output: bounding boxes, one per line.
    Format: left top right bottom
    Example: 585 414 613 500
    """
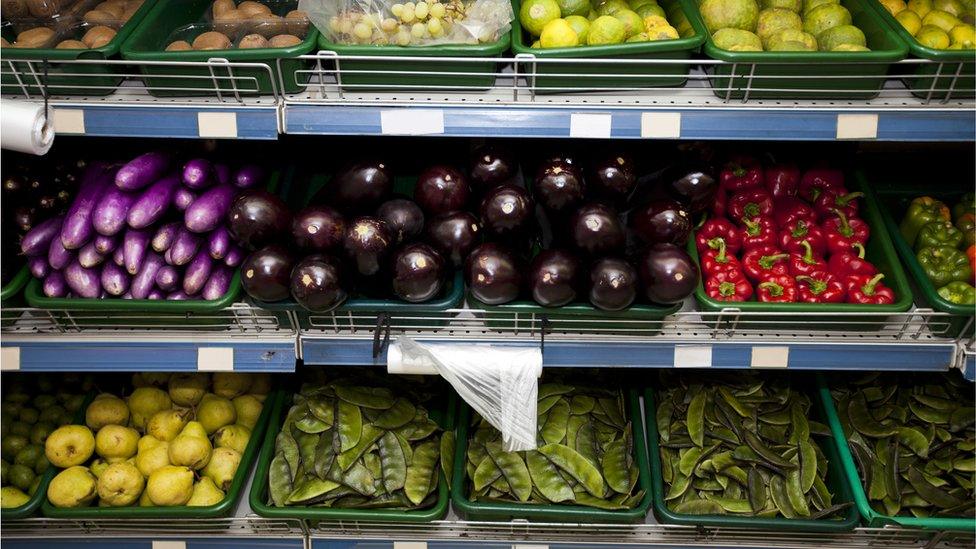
0 516 307 538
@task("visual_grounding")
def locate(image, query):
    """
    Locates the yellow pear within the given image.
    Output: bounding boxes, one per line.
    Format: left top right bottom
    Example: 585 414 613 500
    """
138 488 154 507
0 487 30 508
146 465 194 506
187 477 225 506
45 425 95 468
95 425 140 460
89 458 110 478
232 395 263 429
248 374 272 398
127 387 172 432
96 462 144 506
86 394 129 430
135 440 170 477
168 373 209 407
146 408 191 442
168 421 212 470
47 466 97 508
202 447 241 490
197 395 236 434
213 424 251 454
212 373 252 399
137 435 163 453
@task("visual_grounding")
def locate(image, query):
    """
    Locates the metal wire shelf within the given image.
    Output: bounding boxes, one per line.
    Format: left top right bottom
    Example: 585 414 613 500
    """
0 516 307 538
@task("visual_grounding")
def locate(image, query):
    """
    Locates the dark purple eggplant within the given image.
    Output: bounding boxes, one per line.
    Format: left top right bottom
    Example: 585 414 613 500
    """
167 290 189 300
224 246 244 267
590 153 636 201
533 160 585 213
630 199 692 246
425 211 480 268
20 215 63 257
174 188 196 212
64 260 101 298
227 189 292 251
78 241 105 268
131 252 165 298
588 258 637 311
147 289 164 300
123 228 151 275
170 228 201 266
62 164 112 249
234 165 265 189
329 160 393 213
100 262 130 296
289 255 346 312
527 249 580 307
202 265 232 301
208 226 231 260
637 243 698 304
464 242 520 305
152 222 180 253
469 145 515 190
48 236 74 270
14 206 36 234
182 248 213 296
292 205 345 252
479 184 533 237
155 265 179 292
28 257 49 279
185 183 237 233
113 246 125 267
94 234 118 255
3 174 26 196
415 165 470 217
343 217 393 277
115 152 170 190
127 174 180 229
666 164 717 214
182 159 213 190
241 244 294 302
42 271 67 298
391 243 445 303
570 203 625 256
376 199 424 244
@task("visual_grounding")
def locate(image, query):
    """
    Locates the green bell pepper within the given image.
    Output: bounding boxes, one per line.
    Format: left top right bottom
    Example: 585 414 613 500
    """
937 281 976 305
917 246 974 288
956 213 976 248
952 192 976 221
915 220 964 252
900 197 951 247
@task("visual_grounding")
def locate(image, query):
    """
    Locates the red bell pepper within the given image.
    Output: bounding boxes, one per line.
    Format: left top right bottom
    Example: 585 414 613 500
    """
778 219 826 255
789 240 827 276
729 188 774 221
823 208 870 255
696 219 742 256
845 273 895 305
772 197 818 228
757 274 797 303
701 240 742 278
828 242 877 278
815 189 863 221
764 164 800 199
742 246 789 283
705 270 754 302
740 216 777 250
720 156 764 193
795 271 846 303
712 189 727 219
968 245 976 283
799 168 844 202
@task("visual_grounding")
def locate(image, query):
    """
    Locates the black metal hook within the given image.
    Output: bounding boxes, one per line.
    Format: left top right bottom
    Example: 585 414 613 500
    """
372 312 391 359
539 315 550 355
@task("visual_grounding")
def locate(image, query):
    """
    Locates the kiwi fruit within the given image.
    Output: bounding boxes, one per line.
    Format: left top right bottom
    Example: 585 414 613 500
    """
192 31 232 50
165 40 192 51
82 25 117 48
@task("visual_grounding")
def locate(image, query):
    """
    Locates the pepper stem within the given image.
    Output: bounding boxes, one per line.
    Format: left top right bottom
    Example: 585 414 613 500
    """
713 239 728 262
707 237 725 251
719 281 736 297
796 275 827 295
799 239 817 265
743 202 760 218
835 192 864 207
759 253 789 269
758 281 784 297
831 208 854 238
742 217 761 236
862 273 885 295
852 242 866 259
791 220 809 238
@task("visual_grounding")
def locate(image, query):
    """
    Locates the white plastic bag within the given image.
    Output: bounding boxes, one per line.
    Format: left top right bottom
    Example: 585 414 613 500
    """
390 337 541 452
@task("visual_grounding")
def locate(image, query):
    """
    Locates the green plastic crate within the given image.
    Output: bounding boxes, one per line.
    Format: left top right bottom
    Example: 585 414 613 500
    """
817 376 975 531
695 0 908 99
689 171 913 329
874 186 975 338
249 381 455 523
0 0 156 97
42 389 279 519
645 383 860 532
1 392 94 520
469 294 680 333
864 0 974 99
510 0 707 93
317 31 511 91
1 265 30 306
121 0 318 96
451 389 652 523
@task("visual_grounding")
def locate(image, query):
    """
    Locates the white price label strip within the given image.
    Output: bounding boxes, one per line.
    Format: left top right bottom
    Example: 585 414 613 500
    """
513 545 549 549
380 109 445 135
641 112 681 138
152 542 186 549
53 108 85 134
673 345 712 368
393 542 428 549
750 346 790 368
0 347 20 371
197 347 234 371
569 113 612 138
836 114 878 139
197 112 238 138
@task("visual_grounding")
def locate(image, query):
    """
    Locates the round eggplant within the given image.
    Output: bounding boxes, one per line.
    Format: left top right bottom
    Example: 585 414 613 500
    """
630 199 692 246
464 242 521 305
391 242 446 303
322 160 393 213
637 243 698 304
590 153 636 200
290 254 346 312
343 216 393 276
588 257 637 311
534 159 584 213
666 164 717 214
415 165 470 216
570 203 625 256
228 189 292 251
241 244 294 302
376 198 424 244
528 249 580 307
292 204 346 252
426 211 480 268
479 184 533 237
469 144 515 190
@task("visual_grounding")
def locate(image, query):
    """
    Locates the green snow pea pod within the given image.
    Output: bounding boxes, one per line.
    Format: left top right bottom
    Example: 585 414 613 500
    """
440 431 455 483
573 417 599 467
313 429 337 479
602 432 637 494
788 402 809 444
539 383 575 399
884 440 901 507
769 475 797 519
849 393 899 437
378 431 408 493
896 426 930 458
704 494 753 513
268 451 293 507
308 397 335 425
718 387 751 417
487 441 533 502
335 385 396 409
953 455 976 472
673 499 725 515
908 467 965 509
287 476 341 504
656 396 674 442
538 443 606 497
540 397 571 445
275 430 300 477
473 455 502 492
688 392 707 447
743 431 797 470
337 400 363 452
759 407 792 426
537 395 562 416
363 452 382 480
401 417 440 441
337 424 384 471
296 431 319 469
785 468 810 516
913 393 958 411
372 398 416 430
598 397 625 428
949 407 976 432
295 414 330 434
341 461 378 496
570 394 595 415
666 472 692 501
574 492 628 510
747 467 765 513
526 450 575 503
798 440 817 494
566 414 587 450
404 440 440 505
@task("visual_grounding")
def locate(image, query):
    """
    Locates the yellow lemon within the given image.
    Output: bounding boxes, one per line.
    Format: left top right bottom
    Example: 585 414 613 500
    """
647 24 679 39
540 18 580 46
896 9 923 34
917 24 951 46
908 0 933 18
520 0 562 36
879 0 908 14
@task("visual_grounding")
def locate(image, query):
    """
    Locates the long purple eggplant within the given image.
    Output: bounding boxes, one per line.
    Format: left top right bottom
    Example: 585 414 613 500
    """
94 234 118 255
61 163 112 249
167 290 189 300
92 186 138 236
154 265 179 291
214 164 231 186
170 228 201 266
100 262 130 296
182 248 213 295
234 165 265 189
164 247 174 265
113 246 125 267
65 260 101 298
127 174 180 229
201 265 232 300
21 215 63 257
43 271 67 298
130 252 164 299
224 245 244 267
152 222 180 253
184 183 236 233
48 237 75 270
174 188 197 211
78 241 105 268
182 159 214 190
115 152 170 190
208 226 231 260
123 227 151 275
147 289 164 300
29 257 49 279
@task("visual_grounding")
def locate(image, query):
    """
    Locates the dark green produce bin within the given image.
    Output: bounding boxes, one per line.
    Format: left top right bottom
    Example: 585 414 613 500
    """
42 389 279 519
469 294 680 334
690 171 913 330
317 31 510 91
1 392 94 520
1 265 30 307
864 0 974 99
644 383 860 532
817 376 975 531
451 389 652 523
0 1 156 97
874 181 975 338
249 381 455 523
510 0 707 93
695 0 908 99
121 0 318 96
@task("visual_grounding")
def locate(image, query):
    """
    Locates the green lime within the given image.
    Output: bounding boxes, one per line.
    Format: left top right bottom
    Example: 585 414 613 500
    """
557 0 592 17
8 464 34 492
565 15 592 41
596 0 630 15
588 14 628 43
521 0 563 36
636 2 666 19
614 9 646 36
700 0 760 32
802 3 852 37
712 27 764 49
1 435 28 462
766 28 818 48
817 23 865 49
541 18 580 46
756 8 801 41
13 445 41 468
761 0 802 11
648 24 679 38
831 43 870 50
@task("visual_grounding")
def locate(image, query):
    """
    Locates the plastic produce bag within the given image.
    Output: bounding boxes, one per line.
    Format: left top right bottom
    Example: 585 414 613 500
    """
299 0 513 46
390 337 541 452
